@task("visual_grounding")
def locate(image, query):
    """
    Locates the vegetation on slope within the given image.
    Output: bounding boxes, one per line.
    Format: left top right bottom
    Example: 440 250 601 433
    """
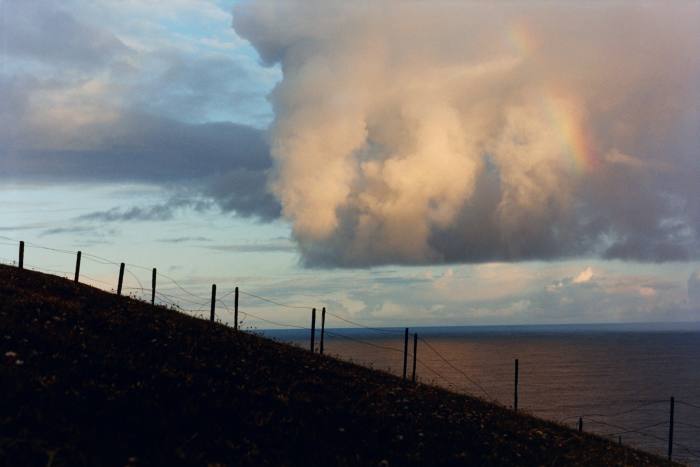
0 265 673 466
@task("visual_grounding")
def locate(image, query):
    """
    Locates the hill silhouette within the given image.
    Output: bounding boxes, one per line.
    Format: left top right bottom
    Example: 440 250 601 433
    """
0 264 673 466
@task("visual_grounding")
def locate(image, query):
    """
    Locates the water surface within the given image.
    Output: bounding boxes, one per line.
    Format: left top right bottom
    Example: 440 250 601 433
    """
264 323 700 464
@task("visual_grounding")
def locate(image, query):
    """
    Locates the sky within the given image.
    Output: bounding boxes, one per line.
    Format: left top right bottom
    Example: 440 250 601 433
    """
1 0 699 329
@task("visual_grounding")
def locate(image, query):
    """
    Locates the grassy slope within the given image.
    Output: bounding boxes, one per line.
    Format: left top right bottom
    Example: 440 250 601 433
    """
0 265 673 466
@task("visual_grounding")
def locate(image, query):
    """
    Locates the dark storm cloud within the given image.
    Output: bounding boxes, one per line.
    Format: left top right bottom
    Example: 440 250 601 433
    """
0 87 280 220
3 113 270 182
205 168 281 221
74 178 281 224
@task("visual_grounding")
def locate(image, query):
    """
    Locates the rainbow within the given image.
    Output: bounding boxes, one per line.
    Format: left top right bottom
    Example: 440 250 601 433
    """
506 20 538 57
542 91 599 173
505 21 599 172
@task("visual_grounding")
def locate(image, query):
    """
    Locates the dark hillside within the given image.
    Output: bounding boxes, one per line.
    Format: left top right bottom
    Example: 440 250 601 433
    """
0 265 673 466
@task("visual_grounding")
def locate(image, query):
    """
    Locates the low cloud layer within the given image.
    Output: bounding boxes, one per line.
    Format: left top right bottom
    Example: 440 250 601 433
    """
689 271 700 309
234 1 700 267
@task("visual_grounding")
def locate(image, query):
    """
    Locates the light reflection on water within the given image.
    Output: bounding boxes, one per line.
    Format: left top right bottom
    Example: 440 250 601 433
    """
264 324 700 464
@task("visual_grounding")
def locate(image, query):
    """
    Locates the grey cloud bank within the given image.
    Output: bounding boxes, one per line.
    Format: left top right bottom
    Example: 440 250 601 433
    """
0 0 279 221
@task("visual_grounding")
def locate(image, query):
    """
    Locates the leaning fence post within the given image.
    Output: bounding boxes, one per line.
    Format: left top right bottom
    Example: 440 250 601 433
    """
210 284 216 322
234 287 239 330
320 307 326 354
514 358 519 412
74 251 81 283
411 333 418 383
117 262 125 295
18 241 24 269
151 268 157 306
310 308 316 352
402 328 409 380
578 417 583 433
668 396 675 460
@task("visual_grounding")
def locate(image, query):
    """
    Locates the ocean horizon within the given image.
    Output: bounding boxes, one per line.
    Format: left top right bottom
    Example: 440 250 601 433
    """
262 320 700 337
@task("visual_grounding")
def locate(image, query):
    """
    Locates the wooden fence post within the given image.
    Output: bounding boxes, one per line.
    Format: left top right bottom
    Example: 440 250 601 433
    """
402 328 409 380
412 333 418 383
234 287 239 330
514 358 519 412
320 307 326 355
74 251 81 283
151 268 157 306
668 396 675 460
310 308 316 352
578 417 583 433
117 262 125 295
210 284 216 322
18 241 24 269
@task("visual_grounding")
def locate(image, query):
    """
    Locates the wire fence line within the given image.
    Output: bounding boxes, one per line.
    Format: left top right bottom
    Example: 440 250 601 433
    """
678 400 700 411
557 399 669 423
1 235 699 463
418 336 492 400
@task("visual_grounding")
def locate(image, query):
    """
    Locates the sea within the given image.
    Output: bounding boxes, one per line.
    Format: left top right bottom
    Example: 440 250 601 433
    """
263 322 700 465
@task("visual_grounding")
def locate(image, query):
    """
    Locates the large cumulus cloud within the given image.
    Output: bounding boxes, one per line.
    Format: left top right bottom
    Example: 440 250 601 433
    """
234 1 700 267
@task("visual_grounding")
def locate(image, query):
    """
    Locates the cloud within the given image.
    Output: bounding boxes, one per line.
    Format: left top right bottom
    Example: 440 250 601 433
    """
157 236 212 244
39 226 120 241
1 97 271 181
638 286 657 298
204 239 296 254
1 1 132 69
572 267 594 284
0 1 279 221
40 226 100 237
77 206 178 223
546 266 596 292
689 271 700 308
1 88 280 219
205 168 281 221
0 222 50 232
234 1 700 267
372 301 405 319
131 53 271 125
76 197 211 223
339 262 697 325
